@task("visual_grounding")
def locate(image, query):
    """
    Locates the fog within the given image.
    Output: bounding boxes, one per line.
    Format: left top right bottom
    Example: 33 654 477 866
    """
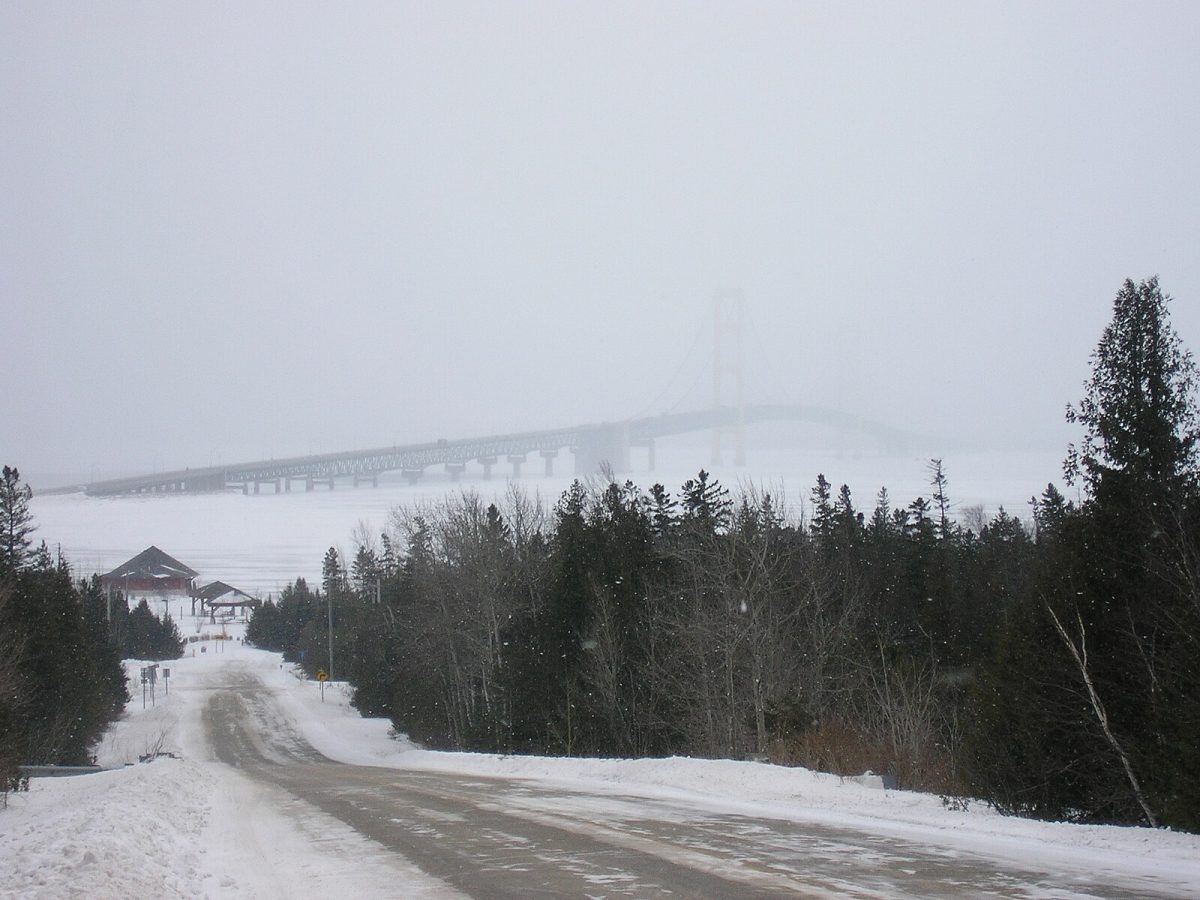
3 2 1198 486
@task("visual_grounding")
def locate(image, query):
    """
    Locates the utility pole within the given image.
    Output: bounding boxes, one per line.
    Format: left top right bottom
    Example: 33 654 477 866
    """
327 589 334 682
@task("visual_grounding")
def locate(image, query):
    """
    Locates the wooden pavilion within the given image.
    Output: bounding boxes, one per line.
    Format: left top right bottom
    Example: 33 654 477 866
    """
193 580 259 620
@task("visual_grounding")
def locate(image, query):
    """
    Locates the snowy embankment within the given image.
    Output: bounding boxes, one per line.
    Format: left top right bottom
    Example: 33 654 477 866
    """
0 634 456 900
265 655 1200 894
2 631 1199 898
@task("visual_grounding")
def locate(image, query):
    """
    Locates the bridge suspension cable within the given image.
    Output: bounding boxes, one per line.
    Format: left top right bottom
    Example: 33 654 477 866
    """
625 315 709 421
742 306 793 408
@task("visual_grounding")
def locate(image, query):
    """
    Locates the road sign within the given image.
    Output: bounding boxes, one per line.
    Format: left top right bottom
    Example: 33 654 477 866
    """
317 670 329 682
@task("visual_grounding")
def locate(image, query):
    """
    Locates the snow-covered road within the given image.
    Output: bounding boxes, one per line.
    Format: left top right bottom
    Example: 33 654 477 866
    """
3 640 1198 898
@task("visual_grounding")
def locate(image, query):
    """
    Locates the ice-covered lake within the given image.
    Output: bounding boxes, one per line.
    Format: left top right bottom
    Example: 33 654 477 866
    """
30 432 1067 598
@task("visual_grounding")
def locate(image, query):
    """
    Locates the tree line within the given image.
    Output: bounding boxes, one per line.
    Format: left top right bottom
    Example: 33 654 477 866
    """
0 466 184 801
247 277 1199 830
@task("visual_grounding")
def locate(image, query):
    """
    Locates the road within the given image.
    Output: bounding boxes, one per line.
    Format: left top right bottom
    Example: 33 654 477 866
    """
203 670 1174 899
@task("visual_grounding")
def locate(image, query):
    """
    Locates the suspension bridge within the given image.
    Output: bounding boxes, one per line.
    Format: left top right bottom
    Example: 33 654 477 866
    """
61 296 933 497
62 403 924 497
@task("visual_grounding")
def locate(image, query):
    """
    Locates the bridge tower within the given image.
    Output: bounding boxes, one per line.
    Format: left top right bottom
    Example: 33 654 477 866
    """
711 289 746 466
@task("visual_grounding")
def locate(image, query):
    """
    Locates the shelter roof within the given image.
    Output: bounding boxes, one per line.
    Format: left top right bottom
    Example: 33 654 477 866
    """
101 546 198 581
195 581 257 606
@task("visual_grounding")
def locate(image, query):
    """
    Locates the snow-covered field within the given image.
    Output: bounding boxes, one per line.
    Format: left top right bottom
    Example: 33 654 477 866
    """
2 616 1198 899
30 435 1067 597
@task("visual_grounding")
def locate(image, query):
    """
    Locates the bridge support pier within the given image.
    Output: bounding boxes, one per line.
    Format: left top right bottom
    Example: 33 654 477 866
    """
540 450 557 477
573 423 631 477
629 439 656 472
508 455 526 478
445 463 465 482
478 457 498 480
353 473 378 488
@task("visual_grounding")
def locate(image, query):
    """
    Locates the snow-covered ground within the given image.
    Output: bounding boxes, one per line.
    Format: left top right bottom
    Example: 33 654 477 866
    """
13 437 1168 898
2 615 1198 899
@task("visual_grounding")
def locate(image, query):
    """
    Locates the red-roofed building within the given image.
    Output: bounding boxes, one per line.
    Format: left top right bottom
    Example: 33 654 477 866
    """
100 546 198 608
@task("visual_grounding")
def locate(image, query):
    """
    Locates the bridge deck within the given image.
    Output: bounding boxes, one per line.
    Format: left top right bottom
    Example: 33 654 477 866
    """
74 405 924 496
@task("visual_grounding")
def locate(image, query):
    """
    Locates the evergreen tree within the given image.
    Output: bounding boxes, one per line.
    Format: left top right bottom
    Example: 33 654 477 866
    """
379 533 398 578
971 277 1200 828
0 469 127 786
534 481 593 750
868 487 901 543
275 578 320 664
351 544 378 601
0 584 28 797
2 562 127 765
322 547 346 598
832 484 862 542
648 483 677 538
680 470 731 533
905 497 934 541
245 597 283 650
124 600 184 660
77 577 128 703
1066 276 1198 508
1062 277 1199 827
1030 483 1070 540
0 466 34 574
809 474 833 544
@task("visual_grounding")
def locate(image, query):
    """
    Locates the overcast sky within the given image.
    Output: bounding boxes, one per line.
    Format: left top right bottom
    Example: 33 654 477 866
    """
3 1 1198 482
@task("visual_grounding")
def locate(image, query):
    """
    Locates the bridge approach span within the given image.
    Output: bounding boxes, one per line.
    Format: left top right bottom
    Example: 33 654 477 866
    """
75 404 923 497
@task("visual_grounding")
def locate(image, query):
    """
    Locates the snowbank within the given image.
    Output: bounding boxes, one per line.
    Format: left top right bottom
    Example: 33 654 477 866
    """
261 655 1200 893
3 633 1198 898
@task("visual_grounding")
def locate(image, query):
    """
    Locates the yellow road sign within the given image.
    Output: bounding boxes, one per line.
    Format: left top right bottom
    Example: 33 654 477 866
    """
317 669 329 682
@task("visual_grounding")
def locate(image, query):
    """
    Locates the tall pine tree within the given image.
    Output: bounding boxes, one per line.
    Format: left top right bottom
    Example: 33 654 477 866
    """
1066 276 1198 509
0 466 34 575
972 277 1200 828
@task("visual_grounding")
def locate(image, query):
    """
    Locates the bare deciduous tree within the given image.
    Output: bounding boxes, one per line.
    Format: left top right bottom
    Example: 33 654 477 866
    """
1044 598 1158 828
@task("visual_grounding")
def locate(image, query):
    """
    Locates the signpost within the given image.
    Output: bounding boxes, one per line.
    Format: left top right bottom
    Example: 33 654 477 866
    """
140 664 160 708
317 668 328 702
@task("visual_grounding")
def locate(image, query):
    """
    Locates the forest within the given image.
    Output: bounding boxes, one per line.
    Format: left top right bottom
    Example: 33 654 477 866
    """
0 465 185 800
230 278 1200 830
